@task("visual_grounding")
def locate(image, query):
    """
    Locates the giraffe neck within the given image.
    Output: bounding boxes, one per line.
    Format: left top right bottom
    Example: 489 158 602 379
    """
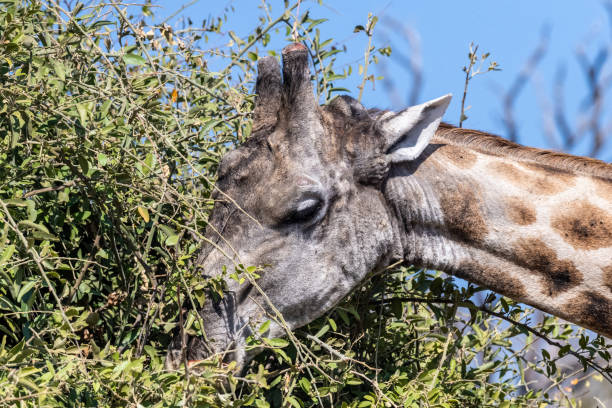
383 132 612 337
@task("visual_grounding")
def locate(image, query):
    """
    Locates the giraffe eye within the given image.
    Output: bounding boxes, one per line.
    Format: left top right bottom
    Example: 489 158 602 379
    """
292 198 322 221
283 195 324 225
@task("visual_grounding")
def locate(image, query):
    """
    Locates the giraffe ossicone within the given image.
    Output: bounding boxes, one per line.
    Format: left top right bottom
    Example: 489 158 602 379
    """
166 43 612 371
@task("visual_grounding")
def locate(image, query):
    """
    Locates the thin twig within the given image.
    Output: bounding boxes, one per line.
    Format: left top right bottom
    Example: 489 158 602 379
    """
459 44 477 128
68 230 101 302
428 330 452 393
291 0 302 42
178 282 190 381
305 334 379 372
23 181 75 198
357 18 374 103
161 0 200 25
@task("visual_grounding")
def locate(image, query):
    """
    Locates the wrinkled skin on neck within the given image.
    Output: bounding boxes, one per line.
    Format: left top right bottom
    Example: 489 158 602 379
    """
166 43 450 370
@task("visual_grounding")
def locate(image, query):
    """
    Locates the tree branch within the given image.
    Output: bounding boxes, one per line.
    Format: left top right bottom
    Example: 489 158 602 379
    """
23 181 75 198
371 296 612 383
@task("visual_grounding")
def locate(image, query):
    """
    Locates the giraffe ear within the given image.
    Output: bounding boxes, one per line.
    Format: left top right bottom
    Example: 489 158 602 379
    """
377 94 452 162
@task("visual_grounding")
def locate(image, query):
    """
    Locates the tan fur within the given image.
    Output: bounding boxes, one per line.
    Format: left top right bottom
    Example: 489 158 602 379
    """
434 124 612 180
551 200 612 250
419 125 612 338
604 265 612 293
564 291 612 336
512 238 583 296
505 197 537 226
438 185 488 243
487 161 573 195
594 178 612 201
435 144 478 169
457 260 527 299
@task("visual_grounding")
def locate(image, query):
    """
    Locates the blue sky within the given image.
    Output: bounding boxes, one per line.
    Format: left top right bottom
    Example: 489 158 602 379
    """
158 0 612 159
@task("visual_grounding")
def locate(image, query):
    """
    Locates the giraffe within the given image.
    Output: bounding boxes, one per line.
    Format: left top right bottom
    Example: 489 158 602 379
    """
166 43 612 370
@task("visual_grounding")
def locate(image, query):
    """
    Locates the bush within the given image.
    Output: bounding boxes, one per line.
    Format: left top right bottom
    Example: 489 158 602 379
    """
0 1 609 406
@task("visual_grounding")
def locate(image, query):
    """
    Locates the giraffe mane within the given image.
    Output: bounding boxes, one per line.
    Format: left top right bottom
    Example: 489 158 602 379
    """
433 123 612 181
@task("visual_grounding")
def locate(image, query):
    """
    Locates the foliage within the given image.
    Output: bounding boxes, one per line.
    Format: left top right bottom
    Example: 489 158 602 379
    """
0 0 609 406
459 42 501 128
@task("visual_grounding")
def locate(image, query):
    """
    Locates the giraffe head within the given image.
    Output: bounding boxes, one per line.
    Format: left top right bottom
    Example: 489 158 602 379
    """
165 43 451 369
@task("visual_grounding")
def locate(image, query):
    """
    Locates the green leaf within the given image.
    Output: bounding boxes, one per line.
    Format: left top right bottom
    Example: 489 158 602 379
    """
100 99 112 118
285 396 301 408
258 320 270 334
0 244 15 264
158 224 179 245
328 318 337 331
143 152 154 175
264 337 288 348
368 16 378 32
97 153 108 167
17 280 37 302
76 103 88 125
299 377 312 394
52 61 65 81
228 31 244 46
18 220 49 234
313 324 329 338
165 233 179 246
4 199 27 207
472 360 496 374
78 155 89 175
123 53 145 66
158 224 175 238
26 200 36 222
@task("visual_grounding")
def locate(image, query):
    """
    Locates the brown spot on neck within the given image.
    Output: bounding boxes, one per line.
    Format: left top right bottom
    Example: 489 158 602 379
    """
455 260 526 300
564 291 612 338
551 200 612 250
505 197 536 226
488 161 575 195
594 178 612 202
512 238 583 296
603 265 612 293
434 144 478 169
438 185 488 244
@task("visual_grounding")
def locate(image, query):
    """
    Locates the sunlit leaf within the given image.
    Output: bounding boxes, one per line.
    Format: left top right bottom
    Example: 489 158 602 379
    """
123 53 145 66
137 206 150 222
